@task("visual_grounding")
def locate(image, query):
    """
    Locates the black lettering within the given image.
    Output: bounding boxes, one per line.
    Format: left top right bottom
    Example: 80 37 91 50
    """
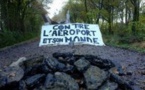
52 38 55 43
80 37 86 42
84 24 89 29
73 24 78 28
63 30 68 36
43 38 52 43
65 25 70 29
87 37 92 43
81 30 86 35
57 38 63 42
79 24 83 28
73 24 89 29
58 25 64 30
91 31 96 36
69 29 75 35
73 36 80 42
53 25 58 30
52 30 57 36
58 30 63 36
65 37 72 42
93 38 99 44
53 38 63 43
76 29 80 34
86 30 91 36
43 38 47 43
43 30 48 36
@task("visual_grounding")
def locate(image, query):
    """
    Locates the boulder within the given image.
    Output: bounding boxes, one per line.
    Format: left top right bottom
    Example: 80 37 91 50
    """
98 80 118 90
23 55 44 68
53 72 79 90
44 58 66 71
44 73 55 89
0 52 135 90
0 66 24 85
74 58 90 72
84 66 109 89
25 74 45 88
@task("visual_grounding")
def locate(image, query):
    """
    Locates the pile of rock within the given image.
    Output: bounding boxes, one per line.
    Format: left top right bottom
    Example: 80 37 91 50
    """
0 52 133 90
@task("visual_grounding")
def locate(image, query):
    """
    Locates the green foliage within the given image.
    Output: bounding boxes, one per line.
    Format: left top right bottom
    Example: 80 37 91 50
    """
0 29 39 48
0 0 51 48
103 21 145 44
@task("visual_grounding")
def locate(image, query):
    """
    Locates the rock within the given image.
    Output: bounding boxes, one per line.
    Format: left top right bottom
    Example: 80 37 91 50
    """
84 66 109 90
86 55 115 70
126 71 133 75
24 64 41 76
109 67 125 76
98 81 118 90
74 58 90 72
53 52 73 59
0 53 135 90
44 74 55 89
10 57 27 67
25 74 45 88
63 64 75 73
24 64 51 76
33 85 46 90
65 56 77 65
0 66 24 84
53 52 76 64
0 76 7 87
38 64 52 74
109 72 133 90
19 80 27 90
53 72 79 90
44 58 66 71
23 55 44 68
113 62 125 76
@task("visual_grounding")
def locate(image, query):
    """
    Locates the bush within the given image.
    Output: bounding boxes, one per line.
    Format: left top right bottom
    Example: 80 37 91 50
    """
0 29 39 48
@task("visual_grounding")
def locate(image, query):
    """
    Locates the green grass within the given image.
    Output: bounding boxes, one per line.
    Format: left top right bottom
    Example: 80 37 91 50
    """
0 29 40 49
103 34 145 53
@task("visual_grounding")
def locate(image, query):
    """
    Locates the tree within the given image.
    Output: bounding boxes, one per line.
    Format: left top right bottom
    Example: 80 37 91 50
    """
0 0 52 33
130 0 140 35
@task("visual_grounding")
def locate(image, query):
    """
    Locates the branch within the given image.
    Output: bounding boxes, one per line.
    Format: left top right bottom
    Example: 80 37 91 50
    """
130 0 135 5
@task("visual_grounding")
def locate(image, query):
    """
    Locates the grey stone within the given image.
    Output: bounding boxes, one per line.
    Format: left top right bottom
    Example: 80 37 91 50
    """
23 55 44 68
0 76 7 87
109 72 133 90
63 64 75 72
0 66 24 84
24 64 51 76
98 81 118 90
25 74 45 87
53 72 79 90
74 58 90 72
19 80 27 90
44 58 66 71
44 74 55 89
84 66 109 90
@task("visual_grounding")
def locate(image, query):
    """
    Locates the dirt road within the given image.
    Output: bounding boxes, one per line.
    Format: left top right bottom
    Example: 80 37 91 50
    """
0 38 145 90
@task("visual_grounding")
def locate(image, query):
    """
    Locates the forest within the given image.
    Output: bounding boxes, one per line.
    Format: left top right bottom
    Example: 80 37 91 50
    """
0 0 52 48
0 0 145 52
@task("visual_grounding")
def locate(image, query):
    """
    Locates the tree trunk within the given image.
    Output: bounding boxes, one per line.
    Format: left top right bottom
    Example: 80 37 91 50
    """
130 0 140 35
84 0 90 23
108 6 113 34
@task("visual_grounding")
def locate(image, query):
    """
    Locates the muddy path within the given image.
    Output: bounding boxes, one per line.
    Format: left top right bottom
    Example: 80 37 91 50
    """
0 38 145 90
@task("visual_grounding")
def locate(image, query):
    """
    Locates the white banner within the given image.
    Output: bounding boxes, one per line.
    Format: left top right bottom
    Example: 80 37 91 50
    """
39 23 105 46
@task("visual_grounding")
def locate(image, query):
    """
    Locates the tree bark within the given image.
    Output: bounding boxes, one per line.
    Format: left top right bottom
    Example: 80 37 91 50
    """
130 0 140 35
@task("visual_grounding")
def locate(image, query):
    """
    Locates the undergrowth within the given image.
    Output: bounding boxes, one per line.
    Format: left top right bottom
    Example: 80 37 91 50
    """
103 34 145 53
0 29 39 48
